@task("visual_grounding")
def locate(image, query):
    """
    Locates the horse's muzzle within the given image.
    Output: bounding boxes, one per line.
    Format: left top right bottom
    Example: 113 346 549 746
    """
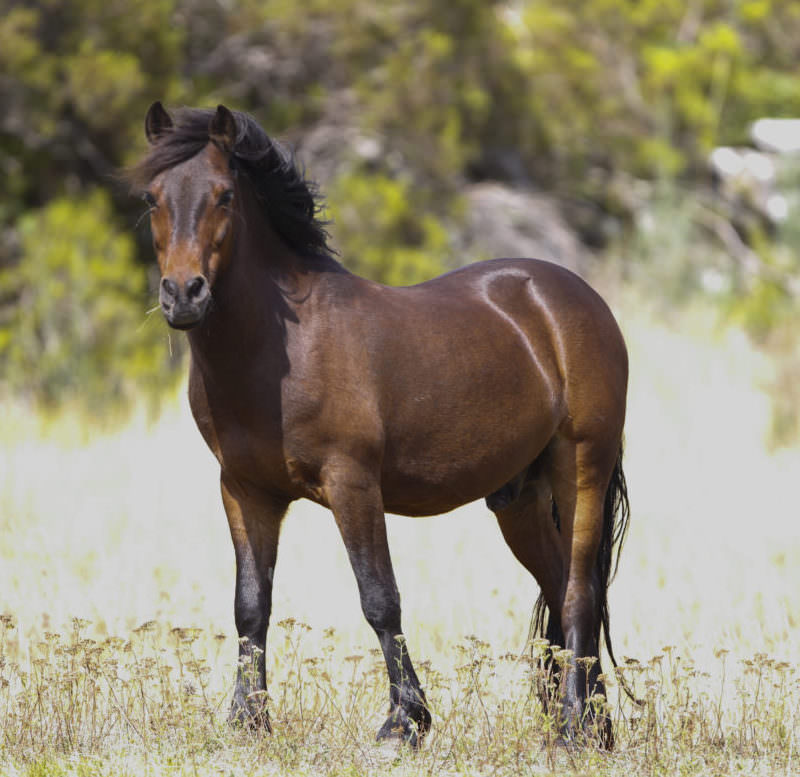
160 275 211 330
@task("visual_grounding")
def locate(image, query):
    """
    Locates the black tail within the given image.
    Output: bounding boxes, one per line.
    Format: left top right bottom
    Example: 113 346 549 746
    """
530 443 631 690
597 444 630 678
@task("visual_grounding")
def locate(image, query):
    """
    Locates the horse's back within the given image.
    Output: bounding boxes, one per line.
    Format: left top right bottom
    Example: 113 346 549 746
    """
390 257 627 419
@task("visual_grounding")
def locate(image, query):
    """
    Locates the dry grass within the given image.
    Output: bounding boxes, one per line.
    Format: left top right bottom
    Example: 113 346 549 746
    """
0 618 797 776
0 292 798 775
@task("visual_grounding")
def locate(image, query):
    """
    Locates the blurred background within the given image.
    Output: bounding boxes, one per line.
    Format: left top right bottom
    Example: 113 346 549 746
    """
1 0 799 670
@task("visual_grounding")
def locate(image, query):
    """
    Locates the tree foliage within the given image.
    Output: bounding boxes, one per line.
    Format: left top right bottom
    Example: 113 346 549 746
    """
327 172 452 286
1 0 798 423
0 190 176 410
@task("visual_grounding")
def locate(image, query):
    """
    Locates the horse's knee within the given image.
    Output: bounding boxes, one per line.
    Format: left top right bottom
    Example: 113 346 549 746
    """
360 584 401 635
234 586 267 640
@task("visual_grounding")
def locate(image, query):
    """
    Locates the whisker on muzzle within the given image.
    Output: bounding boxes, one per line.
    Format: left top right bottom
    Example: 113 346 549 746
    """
137 305 163 333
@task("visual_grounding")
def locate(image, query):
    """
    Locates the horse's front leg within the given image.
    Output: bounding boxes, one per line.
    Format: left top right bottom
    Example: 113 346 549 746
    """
325 463 431 746
221 473 289 730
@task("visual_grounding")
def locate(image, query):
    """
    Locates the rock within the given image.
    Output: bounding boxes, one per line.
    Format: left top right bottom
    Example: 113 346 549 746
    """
459 183 589 273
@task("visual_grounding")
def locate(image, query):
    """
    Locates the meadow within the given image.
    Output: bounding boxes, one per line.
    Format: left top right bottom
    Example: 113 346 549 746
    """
1 290 798 776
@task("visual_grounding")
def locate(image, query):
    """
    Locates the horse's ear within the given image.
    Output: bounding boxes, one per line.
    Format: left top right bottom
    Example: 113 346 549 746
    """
209 104 238 152
144 101 173 145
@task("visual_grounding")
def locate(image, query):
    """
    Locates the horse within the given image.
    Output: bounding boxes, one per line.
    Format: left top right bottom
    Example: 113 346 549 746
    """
127 102 630 748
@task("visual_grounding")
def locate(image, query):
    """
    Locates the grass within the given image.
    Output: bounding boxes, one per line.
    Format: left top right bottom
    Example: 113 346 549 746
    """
0 291 798 775
0 618 797 775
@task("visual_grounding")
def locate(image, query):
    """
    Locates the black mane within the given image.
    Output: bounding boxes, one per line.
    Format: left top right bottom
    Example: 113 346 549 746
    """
127 108 334 261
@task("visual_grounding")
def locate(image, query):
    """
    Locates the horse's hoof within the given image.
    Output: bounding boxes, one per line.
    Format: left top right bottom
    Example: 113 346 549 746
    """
228 698 272 733
550 722 613 752
589 719 614 751
540 735 573 753
376 705 429 748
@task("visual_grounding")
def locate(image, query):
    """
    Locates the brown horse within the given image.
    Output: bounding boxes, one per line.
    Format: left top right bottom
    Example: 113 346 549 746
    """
128 102 630 747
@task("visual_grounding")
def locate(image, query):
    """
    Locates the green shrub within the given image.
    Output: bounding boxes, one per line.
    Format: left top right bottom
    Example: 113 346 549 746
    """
0 189 179 414
327 171 451 286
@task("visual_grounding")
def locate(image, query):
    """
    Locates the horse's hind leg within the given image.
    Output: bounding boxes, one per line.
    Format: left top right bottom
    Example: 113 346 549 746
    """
493 470 564 633
492 465 566 709
546 435 616 747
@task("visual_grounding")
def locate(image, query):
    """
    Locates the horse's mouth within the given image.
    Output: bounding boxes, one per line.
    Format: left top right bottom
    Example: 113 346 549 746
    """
162 301 210 330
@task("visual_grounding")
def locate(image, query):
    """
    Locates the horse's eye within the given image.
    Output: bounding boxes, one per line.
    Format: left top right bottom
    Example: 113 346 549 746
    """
217 189 234 208
142 191 157 209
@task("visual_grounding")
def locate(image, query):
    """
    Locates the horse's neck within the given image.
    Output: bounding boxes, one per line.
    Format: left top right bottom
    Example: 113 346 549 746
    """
188 255 280 367
186 235 342 387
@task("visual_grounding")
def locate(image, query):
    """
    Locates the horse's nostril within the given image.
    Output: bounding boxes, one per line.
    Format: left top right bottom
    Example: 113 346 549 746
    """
161 277 178 299
187 276 206 300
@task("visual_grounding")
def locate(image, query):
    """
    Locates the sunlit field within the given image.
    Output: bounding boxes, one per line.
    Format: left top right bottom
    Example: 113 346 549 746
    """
1 291 798 775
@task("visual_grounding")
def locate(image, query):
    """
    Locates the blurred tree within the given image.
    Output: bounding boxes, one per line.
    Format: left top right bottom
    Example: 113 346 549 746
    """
0 0 798 426
327 171 452 285
0 190 177 411
0 0 183 218
0 0 185 413
498 1 800 199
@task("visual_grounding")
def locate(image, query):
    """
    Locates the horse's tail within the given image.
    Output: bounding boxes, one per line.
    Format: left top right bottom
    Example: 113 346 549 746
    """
530 442 633 697
597 443 631 692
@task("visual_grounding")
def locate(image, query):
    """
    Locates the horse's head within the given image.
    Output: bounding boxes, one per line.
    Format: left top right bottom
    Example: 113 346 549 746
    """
133 102 334 329
141 102 239 330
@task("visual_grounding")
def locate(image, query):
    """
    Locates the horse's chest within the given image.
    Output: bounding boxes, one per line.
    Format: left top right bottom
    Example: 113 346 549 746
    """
188 380 289 489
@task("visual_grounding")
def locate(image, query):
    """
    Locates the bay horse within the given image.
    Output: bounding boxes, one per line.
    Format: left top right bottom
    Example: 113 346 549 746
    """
128 102 630 748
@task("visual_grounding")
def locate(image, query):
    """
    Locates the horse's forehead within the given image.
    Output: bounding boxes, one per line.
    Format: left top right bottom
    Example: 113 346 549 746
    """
157 144 232 201
152 144 232 238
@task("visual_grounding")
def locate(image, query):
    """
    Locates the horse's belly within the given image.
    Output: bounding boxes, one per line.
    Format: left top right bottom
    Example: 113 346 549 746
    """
380 396 560 516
